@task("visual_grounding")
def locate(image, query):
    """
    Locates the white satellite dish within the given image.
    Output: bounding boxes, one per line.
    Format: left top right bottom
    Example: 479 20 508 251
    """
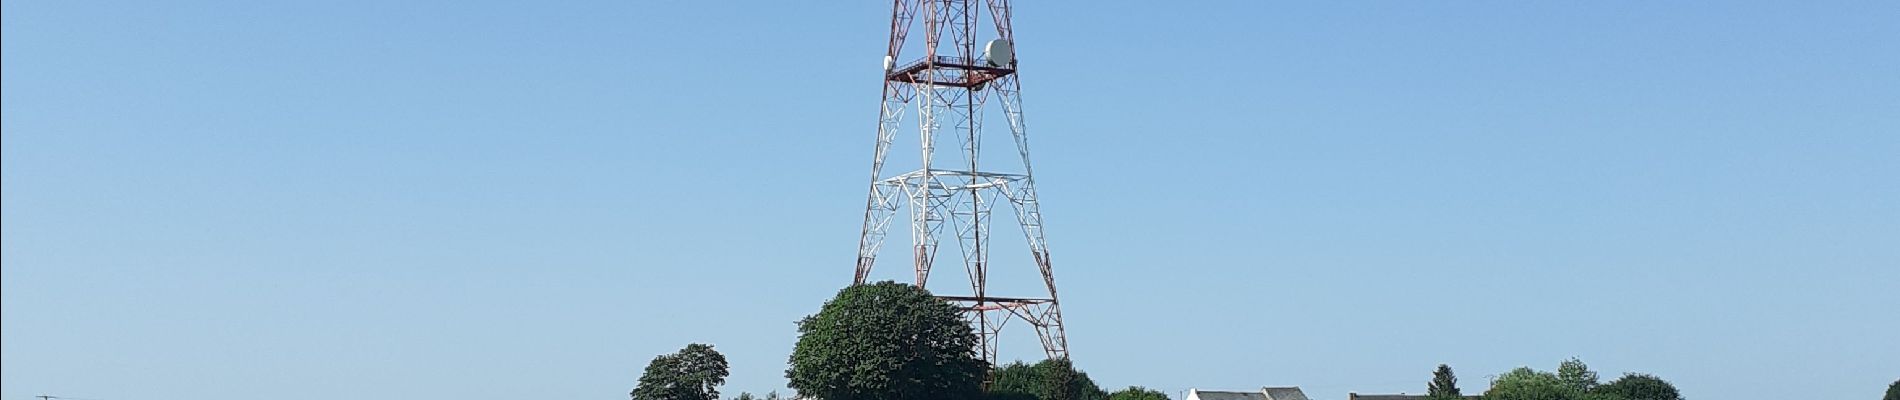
884 55 895 71
984 39 1013 67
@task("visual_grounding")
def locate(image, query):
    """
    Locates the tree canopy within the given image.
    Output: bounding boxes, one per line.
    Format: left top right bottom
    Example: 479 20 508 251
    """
630 343 729 400
732 392 786 400
1427 364 1461 400
1595 373 1681 400
988 358 1108 400
785 281 986 400
1884 379 1898 400
1556 358 1600 395
1482 359 1686 400
1487 367 1570 400
1107 386 1170 400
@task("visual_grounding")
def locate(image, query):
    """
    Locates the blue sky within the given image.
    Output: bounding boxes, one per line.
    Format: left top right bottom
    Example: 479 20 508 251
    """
4 1 1896 400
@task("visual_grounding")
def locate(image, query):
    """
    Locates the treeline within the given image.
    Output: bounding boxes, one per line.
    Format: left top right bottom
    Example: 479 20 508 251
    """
624 282 1172 400
624 281 1899 400
1427 360 1679 400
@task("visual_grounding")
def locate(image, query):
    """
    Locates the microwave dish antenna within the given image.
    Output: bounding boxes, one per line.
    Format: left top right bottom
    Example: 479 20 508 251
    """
984 39 1014 67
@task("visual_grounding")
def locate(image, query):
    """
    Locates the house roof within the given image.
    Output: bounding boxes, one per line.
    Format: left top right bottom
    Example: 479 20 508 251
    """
1190 387 1308 400
1349 395 1428 400
1348 394 1481 400
1263 387 1310 400
1192 390 1268 400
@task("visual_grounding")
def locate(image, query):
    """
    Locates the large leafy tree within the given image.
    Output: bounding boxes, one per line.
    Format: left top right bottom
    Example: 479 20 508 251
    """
1427 364 1461 400
1556 358 1600 395
786 281 987 400
1488 359 1673 400
988 359 1108 400
1595 373 1681 400
989 392 1040 400
631 343 729 400
1107 386 1170 400
1883 379 1898 400
1486 367 1569 400
732 393 785 400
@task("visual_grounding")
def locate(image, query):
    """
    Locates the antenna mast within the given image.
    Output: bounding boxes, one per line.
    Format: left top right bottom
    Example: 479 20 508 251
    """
851 0 1069 364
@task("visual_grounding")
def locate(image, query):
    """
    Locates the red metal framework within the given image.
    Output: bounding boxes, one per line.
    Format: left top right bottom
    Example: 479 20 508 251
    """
851 0 1069 366
886 56 1015 88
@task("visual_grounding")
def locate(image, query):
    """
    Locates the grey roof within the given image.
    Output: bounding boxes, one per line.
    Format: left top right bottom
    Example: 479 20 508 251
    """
1349 395 1427 400
1262 387 1310 400
1349 395 1480 400
1193 391 1268 400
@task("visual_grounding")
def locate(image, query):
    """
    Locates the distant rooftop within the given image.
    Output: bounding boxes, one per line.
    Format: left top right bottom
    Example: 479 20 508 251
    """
1188 386 1310 400
1348 393 1481 400
1263 387 1311 400
1348 395 1427 400
1191 391 1267 400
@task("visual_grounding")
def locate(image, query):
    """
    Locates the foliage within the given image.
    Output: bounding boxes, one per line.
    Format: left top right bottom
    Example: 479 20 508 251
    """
1595 373 1681 400
988 359 1108 400
1486 367 1570 400
1107 386 1171 400
785 281 987 400
1487 359 1664 400
1556 358 1600 395
1428 364 1461 399
988 392 1041 400
1044 359 1108 400
1888 379 1899 400
988 361 1040 397
731 392 784 400
632 343 730 400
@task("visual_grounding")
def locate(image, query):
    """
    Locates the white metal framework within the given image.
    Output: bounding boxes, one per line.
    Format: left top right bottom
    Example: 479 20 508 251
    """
850 0 1068 365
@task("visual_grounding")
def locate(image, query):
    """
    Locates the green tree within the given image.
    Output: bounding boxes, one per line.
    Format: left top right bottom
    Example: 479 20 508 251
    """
1428 364 1461 400
1044 358 1108 400
732 393 757 400
989 361 1038 397
988 392 1040 400
988 358 1108 400
785 281 987 400
1486 367 1569 400
631 343 730 400
1883 379 1897 400
1107 386 1171 400
1595 373 1681 400
1556 358 1600 395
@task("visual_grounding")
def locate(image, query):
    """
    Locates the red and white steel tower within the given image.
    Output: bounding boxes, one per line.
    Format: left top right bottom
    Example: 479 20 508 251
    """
850 0 1069 364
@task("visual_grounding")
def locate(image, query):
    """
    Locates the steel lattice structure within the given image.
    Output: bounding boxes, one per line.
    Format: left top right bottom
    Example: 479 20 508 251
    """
850 0 1068 365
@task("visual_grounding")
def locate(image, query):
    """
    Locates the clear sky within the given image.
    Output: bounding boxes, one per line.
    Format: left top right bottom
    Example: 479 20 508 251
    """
4 1 1896 400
